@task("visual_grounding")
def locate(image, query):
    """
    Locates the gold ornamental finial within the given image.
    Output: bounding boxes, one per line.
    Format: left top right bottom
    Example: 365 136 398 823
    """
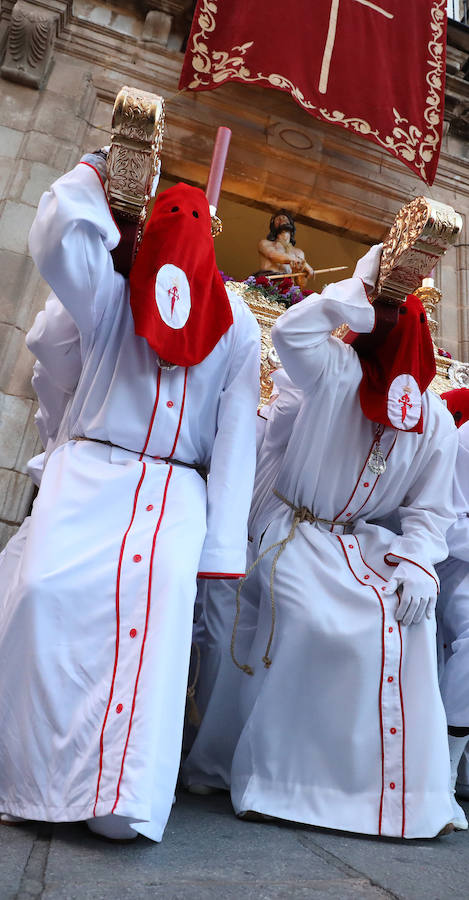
211 214 223 238
414 279 441 338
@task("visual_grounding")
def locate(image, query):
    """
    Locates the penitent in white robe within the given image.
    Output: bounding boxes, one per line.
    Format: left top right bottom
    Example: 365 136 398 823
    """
437 420 469 728
231 278 458 839
183 371 303 790
0 163 260 841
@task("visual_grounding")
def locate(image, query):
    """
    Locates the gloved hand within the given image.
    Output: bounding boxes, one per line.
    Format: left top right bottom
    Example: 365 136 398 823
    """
383 560 437 626
353 243 383 292
80 146 110 183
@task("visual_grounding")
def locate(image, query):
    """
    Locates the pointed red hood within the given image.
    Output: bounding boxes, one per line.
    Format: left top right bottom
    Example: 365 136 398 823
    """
129 183 233 366
442 388 469 428
353 294 436 434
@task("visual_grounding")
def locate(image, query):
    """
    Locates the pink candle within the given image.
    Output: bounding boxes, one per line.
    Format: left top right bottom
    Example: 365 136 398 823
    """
205 127 232 215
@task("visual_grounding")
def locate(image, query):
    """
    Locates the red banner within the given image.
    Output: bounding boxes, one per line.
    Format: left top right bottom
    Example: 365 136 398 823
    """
180 1 447 185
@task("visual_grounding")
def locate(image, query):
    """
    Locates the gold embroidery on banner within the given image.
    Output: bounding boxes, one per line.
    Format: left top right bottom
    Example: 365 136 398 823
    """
188 0 446 180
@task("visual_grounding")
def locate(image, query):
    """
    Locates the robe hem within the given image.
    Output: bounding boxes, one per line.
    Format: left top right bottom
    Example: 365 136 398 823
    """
0 800 151 824
231 775 453 839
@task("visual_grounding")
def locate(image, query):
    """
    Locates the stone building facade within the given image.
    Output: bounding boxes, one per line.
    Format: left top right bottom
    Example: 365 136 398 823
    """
1 0 469 547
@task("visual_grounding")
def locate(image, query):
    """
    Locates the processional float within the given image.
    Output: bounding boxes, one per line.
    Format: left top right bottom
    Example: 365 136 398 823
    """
105 85 465 401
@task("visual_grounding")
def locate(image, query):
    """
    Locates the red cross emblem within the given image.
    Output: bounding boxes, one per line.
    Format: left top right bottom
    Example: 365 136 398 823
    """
168 285 180 317
399 391 412 424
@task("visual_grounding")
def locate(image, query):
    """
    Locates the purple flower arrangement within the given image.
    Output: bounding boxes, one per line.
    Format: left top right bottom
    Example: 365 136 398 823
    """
243 274 305 307
218 270 234 284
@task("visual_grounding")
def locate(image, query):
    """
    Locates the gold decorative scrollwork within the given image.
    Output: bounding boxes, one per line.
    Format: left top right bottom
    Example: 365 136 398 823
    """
187 0 446 182
210 214 223 237
106 85 165 228
448 362 469 389
226 281 286 404
376 196 462 305
413 283 441 336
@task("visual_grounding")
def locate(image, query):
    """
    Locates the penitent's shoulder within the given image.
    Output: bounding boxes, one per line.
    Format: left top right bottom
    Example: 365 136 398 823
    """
424 387 458 442
225 287 261 341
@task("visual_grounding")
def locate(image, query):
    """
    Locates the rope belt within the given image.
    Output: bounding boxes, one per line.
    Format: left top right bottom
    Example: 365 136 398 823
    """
231 491 353 676
186 641 201 727
272 490 351 528
71 436 207 480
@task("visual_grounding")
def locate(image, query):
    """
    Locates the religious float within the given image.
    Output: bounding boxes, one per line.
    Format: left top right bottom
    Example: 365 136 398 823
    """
105 85 466 403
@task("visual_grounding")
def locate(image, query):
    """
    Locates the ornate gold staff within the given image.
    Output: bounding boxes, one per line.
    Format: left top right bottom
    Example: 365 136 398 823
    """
375 197 462 305
106 85 165 277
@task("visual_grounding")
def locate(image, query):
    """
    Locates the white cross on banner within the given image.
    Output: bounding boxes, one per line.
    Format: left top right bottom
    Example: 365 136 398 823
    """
320 0 394 93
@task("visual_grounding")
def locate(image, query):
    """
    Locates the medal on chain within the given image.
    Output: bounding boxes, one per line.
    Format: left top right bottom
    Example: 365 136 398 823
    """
367 425 387 475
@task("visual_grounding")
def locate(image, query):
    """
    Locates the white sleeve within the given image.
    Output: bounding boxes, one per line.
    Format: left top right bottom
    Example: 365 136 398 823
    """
385 414 458 587
28 163 121 334
260 374 303 458
26 293 81 393
445 423 469 561
248 373 303 543
272 277 375 390
197 300 260 577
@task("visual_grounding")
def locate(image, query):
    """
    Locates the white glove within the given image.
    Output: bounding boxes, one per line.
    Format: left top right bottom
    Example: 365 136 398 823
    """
353 243 383 292
383 561 437 626
80 148 109 183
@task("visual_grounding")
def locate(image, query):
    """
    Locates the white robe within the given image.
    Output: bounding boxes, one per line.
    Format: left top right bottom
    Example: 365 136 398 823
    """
0 293 82 607
436 420 469 727
231 279 457 839
0 163 260 841
26 292 81 452
182 371 303 789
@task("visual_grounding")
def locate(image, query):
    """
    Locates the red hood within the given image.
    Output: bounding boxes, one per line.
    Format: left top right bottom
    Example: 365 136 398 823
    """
352 294 436 434
129 182 233 367
442 388 469 428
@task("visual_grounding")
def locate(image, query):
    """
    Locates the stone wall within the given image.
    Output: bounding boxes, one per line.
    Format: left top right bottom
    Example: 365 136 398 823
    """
1 0 469 546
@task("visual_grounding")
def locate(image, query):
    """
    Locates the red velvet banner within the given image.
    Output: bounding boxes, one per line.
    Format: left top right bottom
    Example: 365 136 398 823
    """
179 0 447 185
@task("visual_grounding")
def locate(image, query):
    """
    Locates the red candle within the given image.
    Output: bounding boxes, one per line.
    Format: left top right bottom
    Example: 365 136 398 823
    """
205 127 232 215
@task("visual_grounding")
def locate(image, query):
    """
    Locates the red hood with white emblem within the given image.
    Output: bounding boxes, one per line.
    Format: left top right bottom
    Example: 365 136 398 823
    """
129 183 233 367
354 294 436 434
442 388 469 428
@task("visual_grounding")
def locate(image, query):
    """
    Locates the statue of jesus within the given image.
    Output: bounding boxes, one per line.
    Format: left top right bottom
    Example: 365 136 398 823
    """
256 210 314 292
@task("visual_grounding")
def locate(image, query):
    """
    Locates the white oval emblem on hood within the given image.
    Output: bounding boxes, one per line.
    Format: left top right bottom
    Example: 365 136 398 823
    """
155 264 191 330
387 374 421 430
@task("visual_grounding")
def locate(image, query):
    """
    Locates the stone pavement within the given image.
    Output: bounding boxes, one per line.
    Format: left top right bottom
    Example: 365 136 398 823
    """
1 792 469 900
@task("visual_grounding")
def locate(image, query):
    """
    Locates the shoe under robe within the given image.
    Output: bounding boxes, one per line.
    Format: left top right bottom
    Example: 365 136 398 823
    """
231 279 457 839
0 163 260 841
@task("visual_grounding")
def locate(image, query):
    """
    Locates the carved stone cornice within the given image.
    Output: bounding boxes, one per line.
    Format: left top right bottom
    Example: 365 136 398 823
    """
2 1 58 88
0 0 468 240
1 0 71 30
0 0 71 85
